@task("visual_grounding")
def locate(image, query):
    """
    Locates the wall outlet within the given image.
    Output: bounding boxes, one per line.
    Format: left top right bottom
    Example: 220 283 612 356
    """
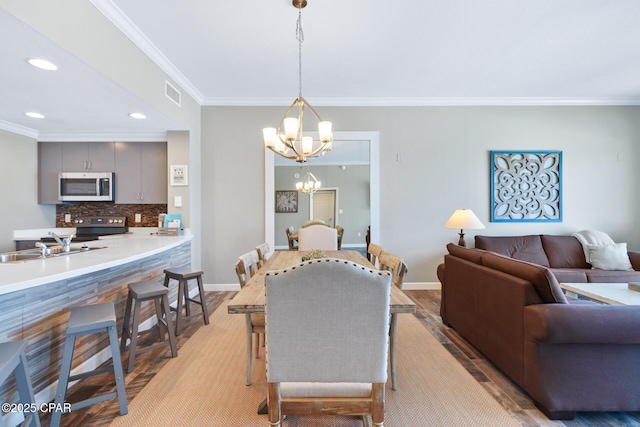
64 214 71 223
135 213 142 223
357 232 361 237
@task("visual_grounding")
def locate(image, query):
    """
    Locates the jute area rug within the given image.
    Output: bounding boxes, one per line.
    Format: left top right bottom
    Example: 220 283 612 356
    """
109 301 518 426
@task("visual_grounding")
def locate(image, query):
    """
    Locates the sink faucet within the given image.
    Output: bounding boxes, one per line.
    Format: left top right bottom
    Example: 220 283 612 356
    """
49 232 76 252
35 242 48 257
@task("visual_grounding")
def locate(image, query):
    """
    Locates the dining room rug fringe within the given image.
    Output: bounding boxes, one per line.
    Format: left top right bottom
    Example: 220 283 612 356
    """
109 301 518 427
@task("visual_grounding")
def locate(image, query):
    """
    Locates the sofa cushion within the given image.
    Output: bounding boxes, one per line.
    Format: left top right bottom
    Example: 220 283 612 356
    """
586 243 634 271
446 243 486 264
549 268 588 283
475 235 550 267
481 253 567 304
540 235 589 269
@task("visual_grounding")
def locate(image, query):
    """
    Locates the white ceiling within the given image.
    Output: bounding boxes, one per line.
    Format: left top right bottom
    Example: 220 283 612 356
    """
2 1 640 140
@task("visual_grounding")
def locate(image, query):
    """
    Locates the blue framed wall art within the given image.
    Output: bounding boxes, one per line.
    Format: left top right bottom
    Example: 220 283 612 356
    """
490 151 562 222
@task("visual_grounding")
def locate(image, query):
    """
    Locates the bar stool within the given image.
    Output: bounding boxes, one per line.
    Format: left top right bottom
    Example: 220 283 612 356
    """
163 268 209 335
120 280 178 373
51 302 127 427
0 340 40 427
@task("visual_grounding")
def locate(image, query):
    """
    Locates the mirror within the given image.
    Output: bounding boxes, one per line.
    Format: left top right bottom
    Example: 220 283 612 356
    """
265 131 379 252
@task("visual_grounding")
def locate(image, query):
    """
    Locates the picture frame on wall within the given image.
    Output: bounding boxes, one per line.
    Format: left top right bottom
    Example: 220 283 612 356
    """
275 190 298 213
170 165 188 186
490 150 562 222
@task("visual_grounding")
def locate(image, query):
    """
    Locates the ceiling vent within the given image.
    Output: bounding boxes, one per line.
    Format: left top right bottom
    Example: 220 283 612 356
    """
165 80 181 107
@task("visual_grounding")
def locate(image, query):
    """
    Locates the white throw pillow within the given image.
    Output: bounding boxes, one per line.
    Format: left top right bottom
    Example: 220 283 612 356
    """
586 243 634 271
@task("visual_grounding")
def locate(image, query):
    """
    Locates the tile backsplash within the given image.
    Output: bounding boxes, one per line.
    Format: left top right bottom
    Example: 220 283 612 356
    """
56 203 168 227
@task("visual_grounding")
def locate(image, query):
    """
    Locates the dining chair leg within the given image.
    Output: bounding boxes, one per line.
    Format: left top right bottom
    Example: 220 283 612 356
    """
267 382 281 427
390 313 398 391
245 314 253 386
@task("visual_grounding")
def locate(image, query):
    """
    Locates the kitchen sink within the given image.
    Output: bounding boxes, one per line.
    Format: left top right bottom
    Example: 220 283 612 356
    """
0 246 106 264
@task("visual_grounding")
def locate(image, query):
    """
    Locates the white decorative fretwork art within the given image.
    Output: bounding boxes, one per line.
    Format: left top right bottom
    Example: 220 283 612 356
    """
490 151 562 222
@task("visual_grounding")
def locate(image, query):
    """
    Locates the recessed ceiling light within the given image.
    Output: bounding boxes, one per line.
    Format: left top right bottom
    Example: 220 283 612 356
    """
129 113 146 119
27 58 58 71
25 112 45 119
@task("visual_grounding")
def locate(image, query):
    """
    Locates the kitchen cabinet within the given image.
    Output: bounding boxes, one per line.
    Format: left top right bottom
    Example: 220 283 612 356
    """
62 142 115 172
38 142 63 204
114 141 167 204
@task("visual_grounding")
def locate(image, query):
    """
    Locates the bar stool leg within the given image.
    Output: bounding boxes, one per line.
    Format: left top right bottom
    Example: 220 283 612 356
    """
161 293 178 357
154 298 167 342
51 334 76 427
127 299 143 373
107 324 128 415
175 279 186 335
119 292 133 354
14 351 41 427
197 275 210 325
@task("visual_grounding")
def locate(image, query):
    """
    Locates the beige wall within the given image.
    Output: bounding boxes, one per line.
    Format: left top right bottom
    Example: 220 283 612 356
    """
202 105 640 285
0 130 55 252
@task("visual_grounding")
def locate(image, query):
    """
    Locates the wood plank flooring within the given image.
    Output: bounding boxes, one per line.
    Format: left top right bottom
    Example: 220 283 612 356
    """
37 290 640 426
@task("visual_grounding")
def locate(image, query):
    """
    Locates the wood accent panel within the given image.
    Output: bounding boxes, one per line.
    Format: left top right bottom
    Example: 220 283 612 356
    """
0 241 191 401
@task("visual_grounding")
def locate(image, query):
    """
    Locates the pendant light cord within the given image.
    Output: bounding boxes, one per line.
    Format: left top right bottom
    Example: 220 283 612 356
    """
296 7 304 99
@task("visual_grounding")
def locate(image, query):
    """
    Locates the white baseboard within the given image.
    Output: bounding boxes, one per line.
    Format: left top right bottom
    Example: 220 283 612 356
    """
402 282 441 290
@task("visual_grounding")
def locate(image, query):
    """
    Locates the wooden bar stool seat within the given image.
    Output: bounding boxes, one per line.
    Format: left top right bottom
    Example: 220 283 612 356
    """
163 267 209 335
120 280 178 373
51 302 127 427
0 340 41 427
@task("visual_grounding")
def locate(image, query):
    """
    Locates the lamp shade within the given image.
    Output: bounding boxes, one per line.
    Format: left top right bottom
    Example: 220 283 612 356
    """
444 209 485 230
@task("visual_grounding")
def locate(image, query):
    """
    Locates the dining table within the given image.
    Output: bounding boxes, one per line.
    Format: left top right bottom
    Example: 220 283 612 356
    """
227 250 417 315
227 250 417 414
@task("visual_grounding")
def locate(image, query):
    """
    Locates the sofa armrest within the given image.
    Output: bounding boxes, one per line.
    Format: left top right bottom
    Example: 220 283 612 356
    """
524 304 640 344
628 251 640 271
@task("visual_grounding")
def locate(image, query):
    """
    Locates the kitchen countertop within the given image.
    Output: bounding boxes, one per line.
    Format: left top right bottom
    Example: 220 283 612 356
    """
0 229 192 296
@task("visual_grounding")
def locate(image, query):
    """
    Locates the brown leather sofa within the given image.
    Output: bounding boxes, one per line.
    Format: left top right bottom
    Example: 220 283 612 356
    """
437 242 640 420
475 234 640 283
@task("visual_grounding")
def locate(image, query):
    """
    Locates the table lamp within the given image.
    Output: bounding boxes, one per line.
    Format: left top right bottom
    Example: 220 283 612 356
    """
444 209 486 247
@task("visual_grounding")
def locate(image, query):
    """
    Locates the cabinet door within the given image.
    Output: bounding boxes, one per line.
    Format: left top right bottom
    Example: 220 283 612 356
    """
62 142 90 171
140 142 167 204
38 142 63 204
114 142 142 203
87 142 115 171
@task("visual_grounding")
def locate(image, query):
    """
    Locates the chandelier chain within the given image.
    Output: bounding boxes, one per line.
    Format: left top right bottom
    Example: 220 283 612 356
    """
296 8 304 99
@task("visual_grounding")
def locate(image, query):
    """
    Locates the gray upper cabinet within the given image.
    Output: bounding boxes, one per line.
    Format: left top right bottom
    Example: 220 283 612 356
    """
114 141 167 204
62 142 115 171
38 142 63 204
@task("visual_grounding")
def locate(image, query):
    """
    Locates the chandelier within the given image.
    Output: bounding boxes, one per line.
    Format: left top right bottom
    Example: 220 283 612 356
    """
296 169 321 194
262 0 333 163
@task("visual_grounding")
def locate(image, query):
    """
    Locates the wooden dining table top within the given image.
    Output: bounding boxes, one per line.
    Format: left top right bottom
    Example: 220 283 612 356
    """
227 250 417 315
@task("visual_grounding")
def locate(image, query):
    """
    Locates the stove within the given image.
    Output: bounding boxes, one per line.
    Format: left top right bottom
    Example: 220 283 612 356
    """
73 216 128 241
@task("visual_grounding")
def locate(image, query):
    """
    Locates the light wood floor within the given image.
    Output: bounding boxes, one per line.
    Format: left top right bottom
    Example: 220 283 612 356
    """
39 290 640 426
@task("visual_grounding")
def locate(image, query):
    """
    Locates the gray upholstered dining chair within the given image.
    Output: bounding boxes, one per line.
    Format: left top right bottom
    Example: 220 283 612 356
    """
265 258 392 427
234 249 264 386
378 251 408 391
297 224 338 251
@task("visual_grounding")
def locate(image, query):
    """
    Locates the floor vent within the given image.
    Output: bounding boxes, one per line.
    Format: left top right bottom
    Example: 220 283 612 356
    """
165 80 181 107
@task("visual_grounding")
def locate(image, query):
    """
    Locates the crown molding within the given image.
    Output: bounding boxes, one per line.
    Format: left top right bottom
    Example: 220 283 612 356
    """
202 96 640 107
90 0 205 104
0 120 38 139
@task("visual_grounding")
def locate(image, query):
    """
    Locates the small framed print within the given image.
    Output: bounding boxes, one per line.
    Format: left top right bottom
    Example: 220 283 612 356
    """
275 190 298 213
170 165 188 186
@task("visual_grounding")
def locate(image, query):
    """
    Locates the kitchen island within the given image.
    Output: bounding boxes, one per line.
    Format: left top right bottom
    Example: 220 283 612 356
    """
0 230 194 407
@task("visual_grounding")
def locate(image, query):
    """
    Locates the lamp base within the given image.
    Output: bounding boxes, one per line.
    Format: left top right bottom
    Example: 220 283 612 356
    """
458 230 466 247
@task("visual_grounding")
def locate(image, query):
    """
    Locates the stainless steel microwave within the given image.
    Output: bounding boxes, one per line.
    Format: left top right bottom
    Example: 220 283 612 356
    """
58 172 115 202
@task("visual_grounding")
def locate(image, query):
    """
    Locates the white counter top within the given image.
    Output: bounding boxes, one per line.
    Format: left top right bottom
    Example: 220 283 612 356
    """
0 230 192 296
